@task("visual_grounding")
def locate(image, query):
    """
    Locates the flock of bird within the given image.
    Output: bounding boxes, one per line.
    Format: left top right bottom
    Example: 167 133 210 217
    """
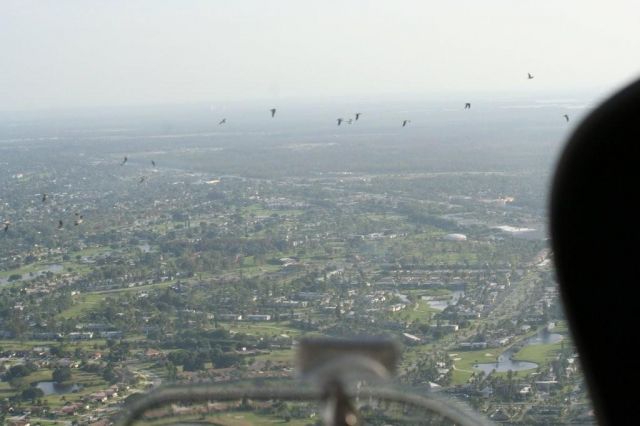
3 73 571 235
214 74 569 127
3 196 84 233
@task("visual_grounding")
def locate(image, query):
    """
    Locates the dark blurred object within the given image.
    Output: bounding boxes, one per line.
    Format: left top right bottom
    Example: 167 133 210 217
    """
297 337 399 381
551 77 640 425
298 337 399 426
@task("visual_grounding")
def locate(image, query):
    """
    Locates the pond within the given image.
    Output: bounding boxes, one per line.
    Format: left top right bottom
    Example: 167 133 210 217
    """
36 381 83 395
138 243 152 253
423 290 465 311
0 264 64 286
472 329 564 374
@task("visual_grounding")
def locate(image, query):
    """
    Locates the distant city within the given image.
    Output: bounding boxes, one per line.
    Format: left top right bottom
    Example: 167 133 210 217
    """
0 99 594 424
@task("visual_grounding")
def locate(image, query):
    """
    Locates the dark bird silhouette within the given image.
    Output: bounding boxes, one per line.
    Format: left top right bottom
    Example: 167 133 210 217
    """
151 160 156 167
528 73 534 79
3 221 9 232
58 220 63 229
218 118 226 125
139 176 147 184
465 103 471 109
270 108 277 118
355 113 362 121
402 120 411 127
42 193 47 203
121 156 128 166
337 118 343 126
563 114 570 122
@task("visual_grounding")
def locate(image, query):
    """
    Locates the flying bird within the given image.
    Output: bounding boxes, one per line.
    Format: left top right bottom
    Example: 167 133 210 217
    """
337 118 343 126
402 120 411 127
355 113 362 121
270 108 277 118
3 221 9 232
528 73 534 80
563 114 570 122
151 160 156 167
74 213 84 226
42 193 47 203
139 176 147 184
465 103 471 109
218 118 226 125
58 220 64 229
121 156 128 166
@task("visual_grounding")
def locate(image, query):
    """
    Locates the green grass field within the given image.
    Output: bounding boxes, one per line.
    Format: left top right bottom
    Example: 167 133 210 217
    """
56 279 180 319
512 341 563 364
229 322 301 338
449 349 500 385
392 301 439 324
57 292 106 319
451 367 473 385
250 348 295 364
23 367 55 384
96 279 177 295
0 262 50 278
70 246 111 258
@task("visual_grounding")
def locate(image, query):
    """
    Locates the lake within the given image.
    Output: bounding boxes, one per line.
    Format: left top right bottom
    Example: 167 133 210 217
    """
423 290 465 311
36 381 83 395
472 329 564 374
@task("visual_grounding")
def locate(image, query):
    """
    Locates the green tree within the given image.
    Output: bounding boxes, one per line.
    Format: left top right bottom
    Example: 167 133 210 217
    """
52 366 72 383
5 364 33 381
21 387 45 401
166 361 178 381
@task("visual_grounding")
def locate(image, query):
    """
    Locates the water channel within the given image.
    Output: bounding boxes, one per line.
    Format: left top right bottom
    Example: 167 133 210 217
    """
472 329 564 374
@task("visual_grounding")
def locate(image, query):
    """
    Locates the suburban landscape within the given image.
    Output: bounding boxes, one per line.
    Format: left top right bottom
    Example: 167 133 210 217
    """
0 100 595 425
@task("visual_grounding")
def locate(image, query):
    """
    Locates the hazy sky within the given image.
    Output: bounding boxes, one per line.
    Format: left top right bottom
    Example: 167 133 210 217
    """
2 1 639 111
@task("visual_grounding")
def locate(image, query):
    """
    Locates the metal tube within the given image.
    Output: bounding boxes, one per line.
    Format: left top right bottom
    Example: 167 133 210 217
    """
115 384 493 426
